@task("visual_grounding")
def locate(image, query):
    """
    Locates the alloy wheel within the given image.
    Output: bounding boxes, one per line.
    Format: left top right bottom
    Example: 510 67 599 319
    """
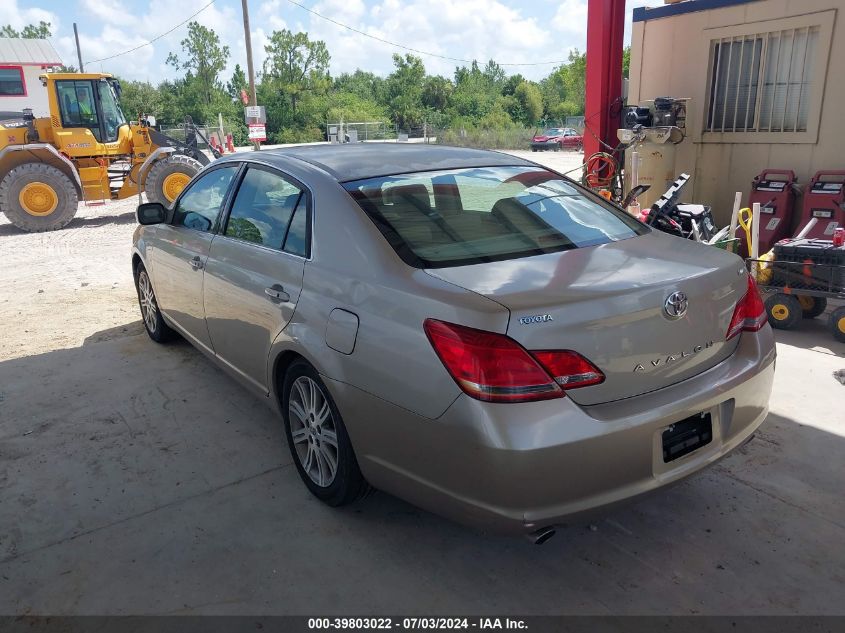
138 271 158 333
288 376 339 487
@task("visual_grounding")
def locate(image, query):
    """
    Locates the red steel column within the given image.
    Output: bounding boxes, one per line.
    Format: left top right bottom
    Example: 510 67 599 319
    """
583 0 626 160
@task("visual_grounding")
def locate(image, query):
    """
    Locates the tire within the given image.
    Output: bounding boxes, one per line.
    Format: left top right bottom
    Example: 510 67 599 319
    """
554 142 562 152
144 154 203 206
765 293 802 330
134 264 175 343
282 360 371 506
0 162 78 232
828 306 845 343
797 295 827 319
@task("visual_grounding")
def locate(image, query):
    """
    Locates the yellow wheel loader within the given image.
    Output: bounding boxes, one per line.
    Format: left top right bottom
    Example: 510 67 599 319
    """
0 72 220 232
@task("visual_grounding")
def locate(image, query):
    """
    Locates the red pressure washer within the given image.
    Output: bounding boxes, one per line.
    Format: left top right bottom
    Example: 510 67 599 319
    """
794 170 845 240
739 169 797 257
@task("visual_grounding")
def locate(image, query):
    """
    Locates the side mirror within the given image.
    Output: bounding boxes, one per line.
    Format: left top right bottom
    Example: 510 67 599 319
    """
137 202 167 225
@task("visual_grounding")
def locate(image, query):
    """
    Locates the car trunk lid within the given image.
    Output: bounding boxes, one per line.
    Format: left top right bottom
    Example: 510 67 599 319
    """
426 231 747 406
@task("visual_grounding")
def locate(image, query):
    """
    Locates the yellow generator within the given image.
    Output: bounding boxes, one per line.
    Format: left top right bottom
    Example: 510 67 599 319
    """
0 72 218 232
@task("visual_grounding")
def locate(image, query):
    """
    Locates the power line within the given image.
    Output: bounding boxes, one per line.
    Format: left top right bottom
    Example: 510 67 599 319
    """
83 0 217 65
283 0 569 67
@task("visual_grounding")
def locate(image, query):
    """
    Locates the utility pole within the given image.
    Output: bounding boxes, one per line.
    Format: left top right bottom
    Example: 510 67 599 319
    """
73 23 84 72
240 0 260 150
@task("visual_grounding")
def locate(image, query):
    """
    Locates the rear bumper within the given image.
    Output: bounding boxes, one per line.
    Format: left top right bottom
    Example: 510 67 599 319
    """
328 326 776 534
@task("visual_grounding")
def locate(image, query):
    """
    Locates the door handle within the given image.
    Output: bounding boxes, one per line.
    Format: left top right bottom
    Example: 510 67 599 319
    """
189 256 204 270
265 285 291 302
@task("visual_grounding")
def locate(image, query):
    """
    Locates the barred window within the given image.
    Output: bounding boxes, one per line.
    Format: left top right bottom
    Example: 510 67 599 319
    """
706 26 818 133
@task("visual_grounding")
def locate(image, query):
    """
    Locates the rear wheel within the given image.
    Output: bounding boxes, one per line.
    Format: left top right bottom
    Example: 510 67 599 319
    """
145 154 203 206
828 307 845 343
0 163 78 232
798 295 827 319
282 360 371 506
765 293 802 330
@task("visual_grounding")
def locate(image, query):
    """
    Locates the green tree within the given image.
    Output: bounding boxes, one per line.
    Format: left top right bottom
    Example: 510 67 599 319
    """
511 81 543 126
421 75 452 111
622 46 631 78
449 60 499 122
502 73 525 96
385 54 426 128
1 21 51 38
226 64 248 101
263 29 330 115
166 21 230 107
333 70 387 104
117 79 164 120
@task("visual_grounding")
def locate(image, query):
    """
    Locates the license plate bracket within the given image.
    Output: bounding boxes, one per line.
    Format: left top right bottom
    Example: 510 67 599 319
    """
662 412 713 463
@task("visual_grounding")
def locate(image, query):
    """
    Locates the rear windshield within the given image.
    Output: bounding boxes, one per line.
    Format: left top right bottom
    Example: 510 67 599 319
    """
343 165 647 268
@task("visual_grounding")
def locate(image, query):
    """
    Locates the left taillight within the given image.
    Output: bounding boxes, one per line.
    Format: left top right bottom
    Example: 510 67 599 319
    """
726 274 767 340
423 319 604 403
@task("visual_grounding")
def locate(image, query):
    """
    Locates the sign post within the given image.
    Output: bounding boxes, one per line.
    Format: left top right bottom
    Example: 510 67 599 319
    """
244 105 266 150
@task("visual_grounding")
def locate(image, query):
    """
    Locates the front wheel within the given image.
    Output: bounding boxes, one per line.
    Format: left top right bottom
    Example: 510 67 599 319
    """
135 264 175 343
282 360 371 506
0 162 78 232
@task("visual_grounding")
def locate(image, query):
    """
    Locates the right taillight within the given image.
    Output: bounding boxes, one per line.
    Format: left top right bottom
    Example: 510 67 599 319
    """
423 319 604 403
726 275 767 340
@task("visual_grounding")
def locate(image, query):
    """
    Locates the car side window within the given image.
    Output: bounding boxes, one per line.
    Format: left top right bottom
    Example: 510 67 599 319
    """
224 167 303 248
173 166 238 233
282 197 310 257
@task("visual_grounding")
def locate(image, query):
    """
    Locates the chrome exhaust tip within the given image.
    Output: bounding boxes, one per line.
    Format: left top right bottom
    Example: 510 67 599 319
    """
529 526 556 545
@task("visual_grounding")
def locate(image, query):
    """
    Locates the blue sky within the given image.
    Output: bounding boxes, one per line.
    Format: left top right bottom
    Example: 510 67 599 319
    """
4 0 649 83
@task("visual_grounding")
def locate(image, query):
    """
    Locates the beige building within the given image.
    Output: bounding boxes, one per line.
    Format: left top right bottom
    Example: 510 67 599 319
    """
628 0 843 224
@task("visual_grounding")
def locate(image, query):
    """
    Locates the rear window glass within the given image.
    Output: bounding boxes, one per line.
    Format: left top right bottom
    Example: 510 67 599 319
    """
343 166 647 268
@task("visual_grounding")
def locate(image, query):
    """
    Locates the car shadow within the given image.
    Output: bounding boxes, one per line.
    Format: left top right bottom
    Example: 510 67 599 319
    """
0 326 843 614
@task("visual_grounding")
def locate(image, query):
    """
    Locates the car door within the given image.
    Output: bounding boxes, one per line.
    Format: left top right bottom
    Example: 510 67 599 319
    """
150 164 240 352
203 164 309 392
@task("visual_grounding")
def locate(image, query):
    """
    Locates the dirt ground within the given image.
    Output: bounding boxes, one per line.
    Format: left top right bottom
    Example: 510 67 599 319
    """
1 148 844 615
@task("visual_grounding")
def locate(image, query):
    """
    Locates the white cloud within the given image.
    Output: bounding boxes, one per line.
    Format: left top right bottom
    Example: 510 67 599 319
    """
8 0 618 84
299 0 566 80
0 0 59 33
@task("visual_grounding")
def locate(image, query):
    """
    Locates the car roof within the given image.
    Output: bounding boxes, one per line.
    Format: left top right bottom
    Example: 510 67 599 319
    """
251 143 535 182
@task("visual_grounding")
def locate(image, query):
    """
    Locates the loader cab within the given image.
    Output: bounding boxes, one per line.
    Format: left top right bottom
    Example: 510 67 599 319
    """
49 74 128 148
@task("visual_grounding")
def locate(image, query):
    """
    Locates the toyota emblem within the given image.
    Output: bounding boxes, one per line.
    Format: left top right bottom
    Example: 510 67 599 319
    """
664 291 688 319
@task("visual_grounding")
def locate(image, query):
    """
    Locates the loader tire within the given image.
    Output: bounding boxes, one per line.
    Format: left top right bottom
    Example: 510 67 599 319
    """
0 163 79 232
145 154 203 206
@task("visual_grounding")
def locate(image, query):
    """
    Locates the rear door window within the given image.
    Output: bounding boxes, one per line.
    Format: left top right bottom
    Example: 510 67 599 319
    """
282 198 310 258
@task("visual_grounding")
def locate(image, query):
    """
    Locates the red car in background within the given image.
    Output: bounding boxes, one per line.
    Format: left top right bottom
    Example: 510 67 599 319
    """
530 127 583 152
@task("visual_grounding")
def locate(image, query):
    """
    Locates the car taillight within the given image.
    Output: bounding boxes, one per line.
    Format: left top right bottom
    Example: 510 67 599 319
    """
423 319 603 403
726 275 767 340
531 350 605 388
